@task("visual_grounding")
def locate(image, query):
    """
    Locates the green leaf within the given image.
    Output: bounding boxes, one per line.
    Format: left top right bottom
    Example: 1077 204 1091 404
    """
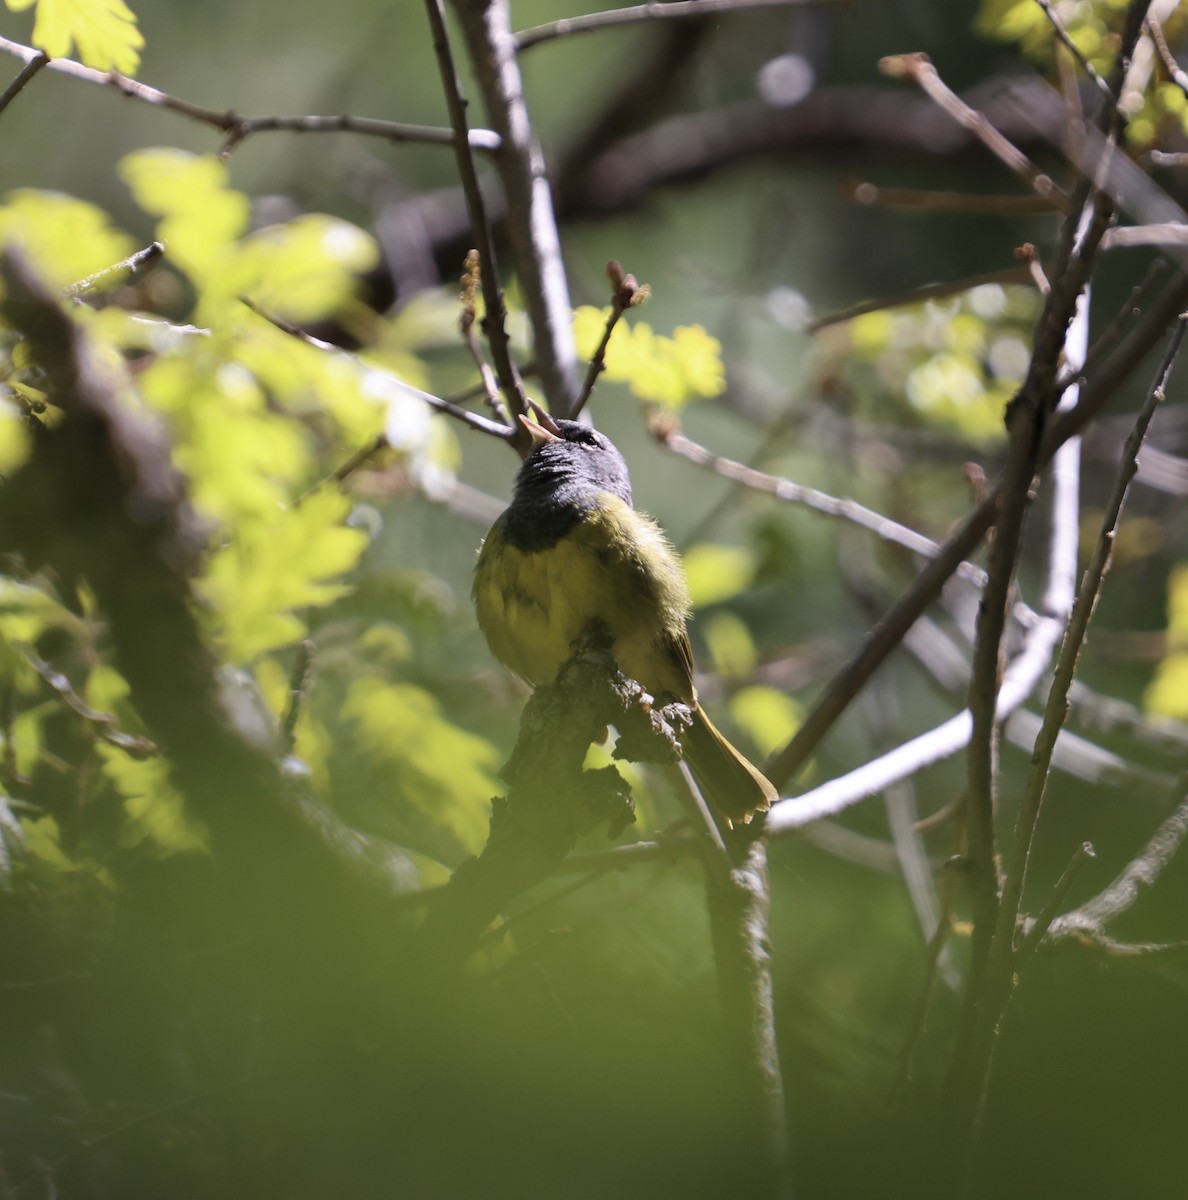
571 307 726 410
342 678 498 855
683 543 755 607
97 742 208 855
0 190 135 290
701 611 758 679
728 685 802 760
202 490 369 663
8 0 144 74
120 150 250 291
233 215 379 324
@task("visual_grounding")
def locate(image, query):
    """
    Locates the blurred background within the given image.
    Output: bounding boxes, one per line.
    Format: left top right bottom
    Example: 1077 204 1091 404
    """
2 0 1188 1196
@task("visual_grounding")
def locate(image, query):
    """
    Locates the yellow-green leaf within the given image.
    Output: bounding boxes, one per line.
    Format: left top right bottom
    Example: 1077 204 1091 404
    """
9 0 144 74
0 190 135 290
343 677 497 854
728 685 802 760
683 543 755 607
97 743 208 855
119 150 250 289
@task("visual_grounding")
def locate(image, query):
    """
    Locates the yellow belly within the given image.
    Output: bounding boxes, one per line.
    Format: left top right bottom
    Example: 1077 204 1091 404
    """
474 494 693 703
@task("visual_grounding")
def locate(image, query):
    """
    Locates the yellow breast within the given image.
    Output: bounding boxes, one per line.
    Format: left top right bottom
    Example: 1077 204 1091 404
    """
474 494 693 702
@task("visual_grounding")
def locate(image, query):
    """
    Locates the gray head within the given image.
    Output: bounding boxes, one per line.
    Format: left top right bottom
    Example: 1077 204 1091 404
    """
501 418 634 550
515 418 633 507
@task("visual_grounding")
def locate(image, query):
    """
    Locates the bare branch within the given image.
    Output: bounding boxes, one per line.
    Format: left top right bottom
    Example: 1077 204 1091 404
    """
879 53 1067 209
0 48 47 117
0 35 498 152
238 296 515 439
766 592 1067 834
424 0 530 440
220 113 501 157
450 0 581 415
1035 0 1115 108
994 311 1188 974
842 180 1058 215
654 424 990 588
764 266 1188 794
25 652 157 759
64 241 164 297
1147 15 1188 97
1045 793 1188 942
515 0 841 51
806 264 1035 334
1015 841 1096 962
1102 223 1188 249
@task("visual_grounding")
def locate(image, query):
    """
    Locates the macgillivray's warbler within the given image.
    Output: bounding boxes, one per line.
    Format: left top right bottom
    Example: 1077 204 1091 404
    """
473 408 778 827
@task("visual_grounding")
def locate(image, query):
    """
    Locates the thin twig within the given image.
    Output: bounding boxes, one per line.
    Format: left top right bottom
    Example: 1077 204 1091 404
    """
879 53 1067 210
1035 0 1115 108
842 180 1058 215
806 264 1035 333
423 0 529 442
994 311 1187 975
889 907 954 1103
1047 791 1188 943
1102 223 1188 249
297 434 389 504
1147 15 1188 97
946 3 1151 1160
655 424 990 588
450 0 581 416
576 262 650 416
963 187 1111 988
1058 257 1167 389
763 266 1188 794
64 241 165 297
0 49 47 117
0 34 499 151
766 589 1066 833
26 653 158 759
220 113 501 157
459 249 511 426
239 296 514 439
1014 841 1095 962
280 640 316 755
515 0 841 51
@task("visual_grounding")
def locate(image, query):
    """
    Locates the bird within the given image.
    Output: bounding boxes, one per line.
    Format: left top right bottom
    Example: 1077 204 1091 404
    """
472 407 778 828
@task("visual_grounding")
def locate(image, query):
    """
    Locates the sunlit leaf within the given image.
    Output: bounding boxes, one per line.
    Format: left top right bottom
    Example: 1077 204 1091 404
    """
728 685 802 760
0 190 135 290
120 150 249 290
342 677 497 854
233 215 379 323
202 490 369 663
683 543 755 607
96 743 208 855
7 0 144 74
701 611 757 679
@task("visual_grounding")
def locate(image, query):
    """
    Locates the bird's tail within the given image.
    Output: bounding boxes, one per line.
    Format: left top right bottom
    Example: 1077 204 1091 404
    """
683 708 778 829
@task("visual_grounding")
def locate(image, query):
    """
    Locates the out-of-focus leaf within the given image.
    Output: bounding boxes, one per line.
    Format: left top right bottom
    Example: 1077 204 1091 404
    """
728 685 802 760
342 677 497 855
1146 565 1188 720
683 543 755 608
120 150 249 291
97 743 208 855
7 0 144 74
0 190 135 290
701 611 758 679
203 490 369 663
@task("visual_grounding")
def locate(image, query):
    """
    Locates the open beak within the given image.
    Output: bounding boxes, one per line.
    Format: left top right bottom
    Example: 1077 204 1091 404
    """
518 400 562 446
